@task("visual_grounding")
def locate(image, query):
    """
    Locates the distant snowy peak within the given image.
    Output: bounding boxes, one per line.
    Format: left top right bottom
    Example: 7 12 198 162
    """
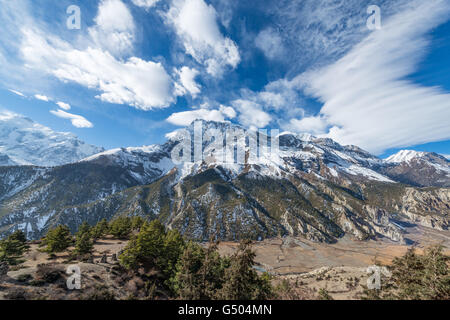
386 150 427 163
386 150 449 166
0 110 104 167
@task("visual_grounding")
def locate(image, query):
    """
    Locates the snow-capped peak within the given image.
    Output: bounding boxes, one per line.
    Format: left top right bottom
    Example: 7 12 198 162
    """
0 110 103 167
386 150 430 163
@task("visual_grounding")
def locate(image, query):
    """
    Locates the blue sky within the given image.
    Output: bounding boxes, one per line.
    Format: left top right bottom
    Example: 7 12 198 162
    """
0 0 449 159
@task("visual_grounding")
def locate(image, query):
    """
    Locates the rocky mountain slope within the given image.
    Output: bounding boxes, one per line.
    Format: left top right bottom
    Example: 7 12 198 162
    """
0 120 448 242
381 150 450 187
0 110 103 167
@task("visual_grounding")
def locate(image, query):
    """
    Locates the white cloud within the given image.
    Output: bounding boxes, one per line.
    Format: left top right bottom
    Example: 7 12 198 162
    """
9 89 25 97
50 109 93 128
165 0 240 77
288 0 450 154
255 27 285 60
34 94 50 102
131 0 160 9
288 116 328 135
166 105 236 126
88 0 135 56
232 99 272 129
21 28 174 110
219 105 236 119
56 102 71 110
175 66 201 97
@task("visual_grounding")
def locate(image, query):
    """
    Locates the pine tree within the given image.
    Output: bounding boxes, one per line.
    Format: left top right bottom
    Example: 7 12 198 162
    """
173 241 228 300
76 221 91 237
74 233 94 257
8 230 28 244
43 225 73 253
173 241 205 300
119 220 167 270
217 240 272 300
74 225 94 257
361 244 449 300
131 216 146 231
162 229 185 280
92 219 109 240
0 237 27 265
109 217 132 239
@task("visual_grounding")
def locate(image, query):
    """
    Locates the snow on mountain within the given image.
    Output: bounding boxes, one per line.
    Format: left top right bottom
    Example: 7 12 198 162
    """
382 150 450 187
0 110 104 167
2 120 449 241
386 150 428 163
385 150 449 173
81 144 175 184
89 120 394 184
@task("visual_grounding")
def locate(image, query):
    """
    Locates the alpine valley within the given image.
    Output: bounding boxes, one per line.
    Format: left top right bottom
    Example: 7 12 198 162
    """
0 119 449 244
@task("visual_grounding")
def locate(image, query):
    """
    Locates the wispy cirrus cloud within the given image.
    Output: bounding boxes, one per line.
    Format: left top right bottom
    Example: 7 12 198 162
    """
9 89 25 97
56 102 71 111
274 0 450 154
34 94 50 102
50 109 93 128
0 0 178 111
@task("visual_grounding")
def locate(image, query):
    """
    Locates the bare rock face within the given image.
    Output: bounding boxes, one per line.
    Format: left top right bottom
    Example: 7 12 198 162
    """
399 188 449 230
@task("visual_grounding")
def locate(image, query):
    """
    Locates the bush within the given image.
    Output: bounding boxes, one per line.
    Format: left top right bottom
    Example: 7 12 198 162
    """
43 225 73 253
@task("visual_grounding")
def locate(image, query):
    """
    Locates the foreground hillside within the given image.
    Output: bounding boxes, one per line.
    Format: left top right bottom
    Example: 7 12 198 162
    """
1 218 448 300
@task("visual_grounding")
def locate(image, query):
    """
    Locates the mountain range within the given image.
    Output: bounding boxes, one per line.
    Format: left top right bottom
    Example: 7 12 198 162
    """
0 119 448 243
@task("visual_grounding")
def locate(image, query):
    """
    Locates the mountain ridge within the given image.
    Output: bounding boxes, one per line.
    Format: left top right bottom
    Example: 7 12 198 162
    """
0 120 448 242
